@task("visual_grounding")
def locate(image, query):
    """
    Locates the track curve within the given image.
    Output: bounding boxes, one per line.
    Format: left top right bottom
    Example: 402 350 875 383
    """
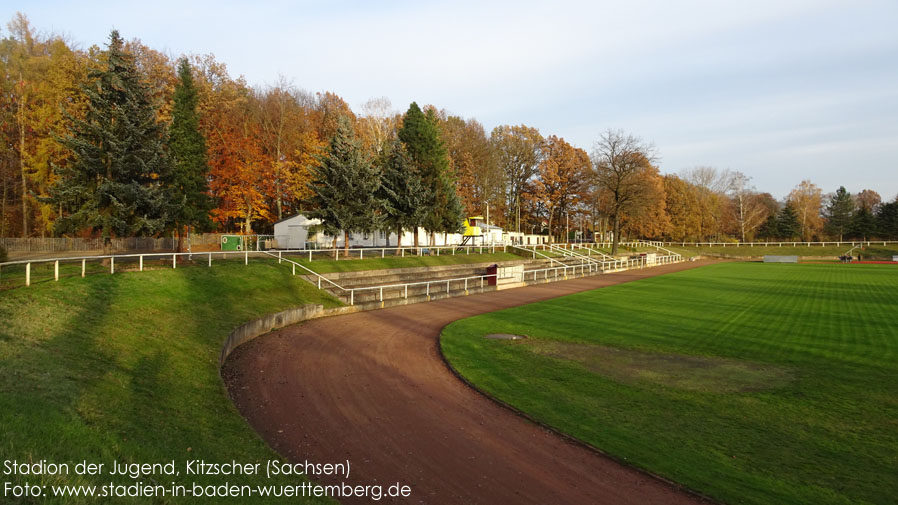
223 260 715 504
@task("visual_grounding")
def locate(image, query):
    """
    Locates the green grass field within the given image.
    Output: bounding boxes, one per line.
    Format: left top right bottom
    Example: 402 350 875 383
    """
441 262 898 505
666 243 898 259
0 261 340 504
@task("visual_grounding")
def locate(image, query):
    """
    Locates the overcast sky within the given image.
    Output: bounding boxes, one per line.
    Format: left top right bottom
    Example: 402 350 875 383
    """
5 0 897 200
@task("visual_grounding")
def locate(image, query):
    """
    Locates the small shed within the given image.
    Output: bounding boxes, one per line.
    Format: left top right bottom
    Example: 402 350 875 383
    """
273 214 321 249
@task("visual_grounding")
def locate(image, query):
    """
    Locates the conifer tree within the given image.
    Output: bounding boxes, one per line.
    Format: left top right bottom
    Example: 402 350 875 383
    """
776 204 800 240
849 206 876 240
825 186 854 241
168 58 212 250
377 139 430 253
876 199 898 240
306 115 383 253
398 103 462 245
52 30 171 246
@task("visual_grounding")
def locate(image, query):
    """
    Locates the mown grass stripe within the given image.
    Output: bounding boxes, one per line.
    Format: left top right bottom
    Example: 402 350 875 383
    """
441 262 898 505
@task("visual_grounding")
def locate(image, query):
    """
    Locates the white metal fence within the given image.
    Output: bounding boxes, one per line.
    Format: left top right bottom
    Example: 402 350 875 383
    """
0 243 684 307
655 241 898 247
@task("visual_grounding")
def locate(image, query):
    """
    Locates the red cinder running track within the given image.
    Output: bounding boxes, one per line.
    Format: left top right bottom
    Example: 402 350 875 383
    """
223 260 717 505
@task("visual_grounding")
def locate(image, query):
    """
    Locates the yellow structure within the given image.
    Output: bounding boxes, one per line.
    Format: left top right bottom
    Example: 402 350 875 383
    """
463 216 484 237
460 216 485 246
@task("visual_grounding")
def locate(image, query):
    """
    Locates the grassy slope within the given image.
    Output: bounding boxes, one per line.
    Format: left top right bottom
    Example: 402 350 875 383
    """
0 261 341 504
1 252 525 289
288 251 524 274
441 263 898 505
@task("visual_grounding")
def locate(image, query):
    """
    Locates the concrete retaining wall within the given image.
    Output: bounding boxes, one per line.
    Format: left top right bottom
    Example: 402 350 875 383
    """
219 304 360 367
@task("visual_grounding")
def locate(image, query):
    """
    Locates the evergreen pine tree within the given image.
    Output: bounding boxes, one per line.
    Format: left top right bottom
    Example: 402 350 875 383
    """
876 199 898 240
52 30 171 246
398 103 453 246
777 204 800 240
757 209 779 240
306 115 383 253
848 206 876 240
436 171 465 236
825 186 854 241
377 139 430 253
168 58 212 250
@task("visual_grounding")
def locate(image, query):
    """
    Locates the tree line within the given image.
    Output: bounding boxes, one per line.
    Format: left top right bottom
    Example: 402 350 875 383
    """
2 14 897 255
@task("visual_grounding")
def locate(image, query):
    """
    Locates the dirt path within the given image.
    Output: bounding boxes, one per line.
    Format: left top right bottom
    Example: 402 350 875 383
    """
223 260 716 504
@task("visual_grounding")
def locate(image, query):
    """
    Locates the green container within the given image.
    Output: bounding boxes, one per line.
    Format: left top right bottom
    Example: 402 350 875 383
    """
221 235 243 251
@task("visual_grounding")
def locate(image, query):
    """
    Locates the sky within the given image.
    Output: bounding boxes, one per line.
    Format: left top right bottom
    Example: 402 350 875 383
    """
3 0 897 200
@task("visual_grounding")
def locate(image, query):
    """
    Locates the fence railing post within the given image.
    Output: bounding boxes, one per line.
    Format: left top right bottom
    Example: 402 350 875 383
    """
173 254 176 269
26 262 31 286
82 259 86 278
208 253 212 267
54 260 59 281
111 257 115 274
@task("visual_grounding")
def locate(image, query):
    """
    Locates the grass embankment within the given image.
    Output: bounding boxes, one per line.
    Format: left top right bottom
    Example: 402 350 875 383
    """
289 251 524 274
668 243 898 259
0 261 341 504
441 263 898 505
1 251 526 290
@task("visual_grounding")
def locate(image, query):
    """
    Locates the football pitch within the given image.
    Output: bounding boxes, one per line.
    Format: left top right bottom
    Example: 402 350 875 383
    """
440 262 898 505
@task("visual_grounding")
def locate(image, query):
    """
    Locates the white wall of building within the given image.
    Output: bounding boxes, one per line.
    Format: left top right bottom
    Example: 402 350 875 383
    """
272 213 548 249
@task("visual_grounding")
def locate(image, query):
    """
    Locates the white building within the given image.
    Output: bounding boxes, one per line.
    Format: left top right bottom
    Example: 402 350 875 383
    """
272 213 548 249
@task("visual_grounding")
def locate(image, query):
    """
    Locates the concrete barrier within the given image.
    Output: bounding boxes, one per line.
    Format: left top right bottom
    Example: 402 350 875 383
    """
763 255 799 263
219 304 360 367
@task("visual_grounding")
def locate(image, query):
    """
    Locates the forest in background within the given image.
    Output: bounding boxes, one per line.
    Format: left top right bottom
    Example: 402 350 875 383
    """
2 13 897 247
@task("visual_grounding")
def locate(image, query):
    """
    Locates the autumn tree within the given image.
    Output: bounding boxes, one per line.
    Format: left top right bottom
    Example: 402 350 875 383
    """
358 96 398 157
438 113 501 221
306 115 383 253
526 135 589 242
204 75 272 233
590 130 658 255
251 79 323 221
662 175 701 241
824 186 854 241
1 13 87 237
314 91 355 144
124 38 176 123
855 189 881 214
52 30 171 246
787 180 823 241
728 172 769 242
681 166 731 240
491 124 543 232
168 58 212 249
